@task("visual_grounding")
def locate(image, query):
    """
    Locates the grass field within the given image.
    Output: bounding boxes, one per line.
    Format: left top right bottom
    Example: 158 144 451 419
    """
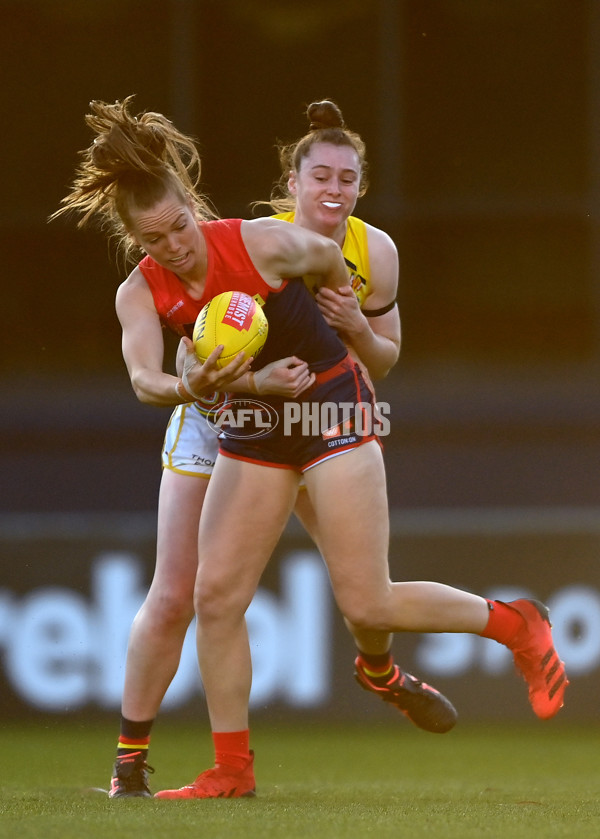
0 718 598 839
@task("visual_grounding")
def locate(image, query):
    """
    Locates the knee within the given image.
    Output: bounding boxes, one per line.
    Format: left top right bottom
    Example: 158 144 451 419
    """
143 587 195 632
343 606 382 632
194 577 249 627
339 594 390 632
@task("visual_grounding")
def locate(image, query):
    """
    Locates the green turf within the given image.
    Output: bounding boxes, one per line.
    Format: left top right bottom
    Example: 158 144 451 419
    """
0 719 597 838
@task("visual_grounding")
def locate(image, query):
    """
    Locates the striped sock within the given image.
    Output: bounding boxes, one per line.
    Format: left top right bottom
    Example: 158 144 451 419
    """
357 651 395 683
116 716 154 758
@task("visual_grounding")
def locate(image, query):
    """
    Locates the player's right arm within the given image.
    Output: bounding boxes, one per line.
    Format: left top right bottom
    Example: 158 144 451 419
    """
116 268 250 405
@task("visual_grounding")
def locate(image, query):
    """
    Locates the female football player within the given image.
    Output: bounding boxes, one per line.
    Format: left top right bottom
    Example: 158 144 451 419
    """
55 97 567 801
55 97 462 798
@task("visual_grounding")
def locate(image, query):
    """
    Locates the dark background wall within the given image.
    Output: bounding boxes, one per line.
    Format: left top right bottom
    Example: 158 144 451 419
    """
1 0 598 514
0 1 599 719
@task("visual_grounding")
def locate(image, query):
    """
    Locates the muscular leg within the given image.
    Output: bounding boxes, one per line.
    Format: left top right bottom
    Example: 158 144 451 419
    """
303 441 490 634
121 469 207 721
194 457 300 732
294 488 392 654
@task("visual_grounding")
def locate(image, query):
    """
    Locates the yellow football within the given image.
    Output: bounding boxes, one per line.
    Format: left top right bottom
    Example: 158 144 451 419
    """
193 290 269 369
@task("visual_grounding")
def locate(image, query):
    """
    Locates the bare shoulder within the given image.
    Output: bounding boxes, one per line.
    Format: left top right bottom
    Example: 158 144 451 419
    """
117 265 148 294
363 221 398 262
241 217 305 256
240 217 342 286
361 221 399 304
115 265 153 312
241 216 330 267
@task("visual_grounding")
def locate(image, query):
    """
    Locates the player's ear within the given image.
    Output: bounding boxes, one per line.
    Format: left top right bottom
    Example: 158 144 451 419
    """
287 170 297 196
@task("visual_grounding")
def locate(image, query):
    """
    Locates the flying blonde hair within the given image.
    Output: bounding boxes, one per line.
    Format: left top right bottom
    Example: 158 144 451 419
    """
51 96 217 265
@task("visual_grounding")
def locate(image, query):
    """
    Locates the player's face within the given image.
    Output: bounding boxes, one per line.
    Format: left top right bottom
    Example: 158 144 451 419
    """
289 142 361 238
129 194 203 278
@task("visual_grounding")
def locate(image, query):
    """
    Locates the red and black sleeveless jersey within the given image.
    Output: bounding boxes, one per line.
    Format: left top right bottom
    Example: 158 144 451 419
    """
138 218 346 374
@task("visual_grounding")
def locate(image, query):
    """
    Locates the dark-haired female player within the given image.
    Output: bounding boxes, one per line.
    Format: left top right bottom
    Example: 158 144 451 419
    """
266 100 455 731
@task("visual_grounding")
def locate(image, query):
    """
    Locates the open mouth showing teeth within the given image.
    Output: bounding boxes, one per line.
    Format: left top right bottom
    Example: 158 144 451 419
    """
323 202 341 209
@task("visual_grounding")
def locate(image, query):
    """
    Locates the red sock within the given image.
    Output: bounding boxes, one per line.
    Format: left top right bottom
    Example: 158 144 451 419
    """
213 729 250 770
480 600 525 645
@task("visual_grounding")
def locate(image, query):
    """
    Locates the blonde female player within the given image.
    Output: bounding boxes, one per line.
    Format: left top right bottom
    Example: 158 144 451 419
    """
55 97 461 799
152 124 565 797
52 97 326 798
162 99 457 761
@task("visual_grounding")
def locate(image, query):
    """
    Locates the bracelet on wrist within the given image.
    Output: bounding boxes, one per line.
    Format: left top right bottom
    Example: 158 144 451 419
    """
181 372 205 401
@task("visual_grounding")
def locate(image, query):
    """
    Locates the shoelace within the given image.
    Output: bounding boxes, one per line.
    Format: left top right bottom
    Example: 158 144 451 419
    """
117 761 155 791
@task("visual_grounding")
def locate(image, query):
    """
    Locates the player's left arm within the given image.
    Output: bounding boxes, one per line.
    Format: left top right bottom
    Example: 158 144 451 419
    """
175 335 314 398
316 225 400 380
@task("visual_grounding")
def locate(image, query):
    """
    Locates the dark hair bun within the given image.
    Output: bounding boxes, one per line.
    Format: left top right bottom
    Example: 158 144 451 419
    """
307 100 345 131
